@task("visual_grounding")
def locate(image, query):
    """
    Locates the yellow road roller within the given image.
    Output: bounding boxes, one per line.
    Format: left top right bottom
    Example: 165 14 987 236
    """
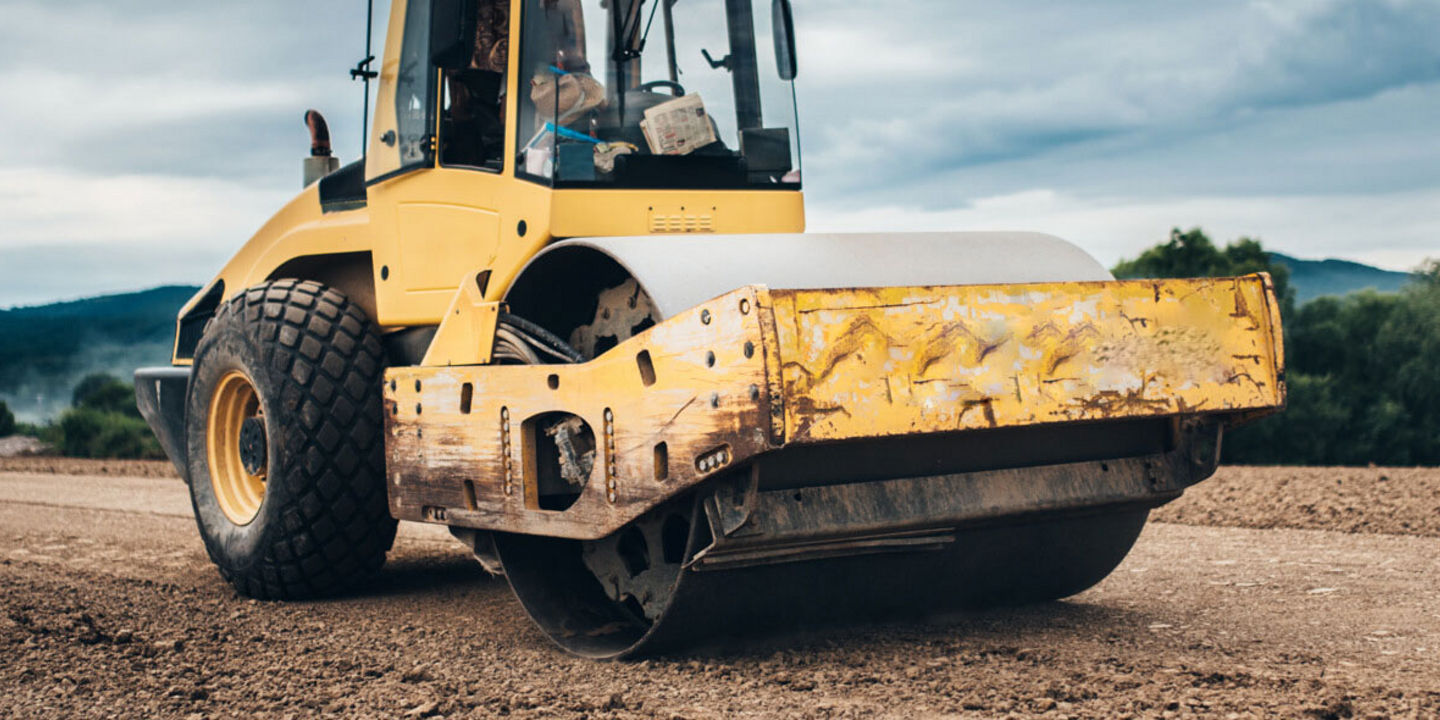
136 0 1285 658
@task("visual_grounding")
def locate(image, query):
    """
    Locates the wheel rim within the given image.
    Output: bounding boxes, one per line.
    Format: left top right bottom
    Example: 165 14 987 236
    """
206 371 267 525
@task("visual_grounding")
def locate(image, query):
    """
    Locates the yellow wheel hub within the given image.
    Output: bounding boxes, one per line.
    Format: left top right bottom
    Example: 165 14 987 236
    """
206 371 267 525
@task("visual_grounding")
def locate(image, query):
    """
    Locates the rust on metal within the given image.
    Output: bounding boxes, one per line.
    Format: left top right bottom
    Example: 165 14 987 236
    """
384 275 1285 540
385 287 771 539
765 275 1284 443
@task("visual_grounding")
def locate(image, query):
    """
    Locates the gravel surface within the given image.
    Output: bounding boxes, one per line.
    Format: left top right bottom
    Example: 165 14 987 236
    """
0 457 179 478
3 467 1439 719
1154 466 1440 537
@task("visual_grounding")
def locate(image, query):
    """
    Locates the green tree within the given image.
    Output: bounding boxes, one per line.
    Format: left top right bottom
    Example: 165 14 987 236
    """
50 374 163 459
57 407 162 459
1415 258 1440 288
1221 373 1348 464
1374 270 1440 464
72 373 142 418
1113 227 1296 317
0 400 15 437
1114 231 1440 465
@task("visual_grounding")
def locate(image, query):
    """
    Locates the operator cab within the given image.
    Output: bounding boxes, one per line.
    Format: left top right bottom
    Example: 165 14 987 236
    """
434 0 801 189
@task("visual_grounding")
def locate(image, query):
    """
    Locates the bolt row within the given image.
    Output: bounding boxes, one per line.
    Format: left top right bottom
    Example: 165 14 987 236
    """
604 408 618 503
500 406 514 496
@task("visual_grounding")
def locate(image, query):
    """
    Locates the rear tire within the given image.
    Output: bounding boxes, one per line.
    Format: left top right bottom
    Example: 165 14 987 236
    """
186 279 396 599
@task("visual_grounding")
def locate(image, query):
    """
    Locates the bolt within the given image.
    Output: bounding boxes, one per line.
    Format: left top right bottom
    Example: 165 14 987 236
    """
739 298 751 315
744 341 755 359
706 351 716 367
700 309 712 325
750 384 761 401
710 392 720 408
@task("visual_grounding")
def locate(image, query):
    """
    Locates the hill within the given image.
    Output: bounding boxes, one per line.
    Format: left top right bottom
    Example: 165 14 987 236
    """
0 286 199 422
0 248 1419 423
1270 253 1413 304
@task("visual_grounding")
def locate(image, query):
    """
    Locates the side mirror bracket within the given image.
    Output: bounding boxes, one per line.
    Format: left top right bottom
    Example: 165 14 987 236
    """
772 0 798 80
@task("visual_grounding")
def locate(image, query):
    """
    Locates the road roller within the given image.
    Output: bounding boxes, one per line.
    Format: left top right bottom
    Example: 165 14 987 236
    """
136 0 1286 658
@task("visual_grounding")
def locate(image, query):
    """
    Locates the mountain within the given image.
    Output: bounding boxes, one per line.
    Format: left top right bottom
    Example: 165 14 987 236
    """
0 286 199 422
1270 253 1414 304
0 250 1417 421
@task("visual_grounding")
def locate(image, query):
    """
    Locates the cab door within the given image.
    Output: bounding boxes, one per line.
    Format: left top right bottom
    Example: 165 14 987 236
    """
368 0 509 326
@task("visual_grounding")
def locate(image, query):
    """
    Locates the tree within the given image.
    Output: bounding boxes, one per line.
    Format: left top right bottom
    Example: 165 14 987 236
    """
72 373 142 418
49 374 163 459
1115 230 1440 465
57 407 162 459
0 400 15 437
1113 227 1295 317
1416 258 1440 288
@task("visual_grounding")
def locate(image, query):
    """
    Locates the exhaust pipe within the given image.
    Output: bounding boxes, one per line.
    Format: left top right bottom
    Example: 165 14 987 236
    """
302 110 341 187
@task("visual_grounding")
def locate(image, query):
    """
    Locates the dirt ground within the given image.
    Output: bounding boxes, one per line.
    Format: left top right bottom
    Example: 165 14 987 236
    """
1153 466 1440 537
0 456 181 479
3 465 1439 719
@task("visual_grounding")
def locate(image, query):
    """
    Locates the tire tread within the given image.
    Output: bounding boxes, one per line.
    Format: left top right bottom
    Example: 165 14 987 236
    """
197 279 395 600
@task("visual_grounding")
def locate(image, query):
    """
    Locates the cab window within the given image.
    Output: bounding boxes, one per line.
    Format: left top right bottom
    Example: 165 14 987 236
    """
440 0 512 170
396 0 438 170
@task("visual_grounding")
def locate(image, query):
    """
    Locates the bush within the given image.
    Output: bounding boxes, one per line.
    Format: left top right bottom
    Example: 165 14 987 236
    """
32 373 166 460
72 373 143 418
56 406 164 460
0 400 15 437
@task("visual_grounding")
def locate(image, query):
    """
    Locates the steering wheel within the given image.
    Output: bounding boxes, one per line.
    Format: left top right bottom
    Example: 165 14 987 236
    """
636 80 686 97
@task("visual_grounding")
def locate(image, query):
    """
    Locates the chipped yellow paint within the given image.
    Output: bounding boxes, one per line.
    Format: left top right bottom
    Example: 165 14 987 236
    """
767 274 1285 443
385 275 1284 539
385 287 772 539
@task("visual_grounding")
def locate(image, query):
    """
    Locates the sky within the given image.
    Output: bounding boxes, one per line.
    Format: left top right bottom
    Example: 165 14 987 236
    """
0 0 1436 308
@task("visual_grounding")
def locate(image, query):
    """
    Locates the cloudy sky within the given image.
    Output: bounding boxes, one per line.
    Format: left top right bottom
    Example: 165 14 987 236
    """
0 0 1436 308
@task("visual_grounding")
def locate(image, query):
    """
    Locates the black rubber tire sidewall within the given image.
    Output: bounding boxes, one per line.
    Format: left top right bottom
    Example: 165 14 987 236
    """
185 280 396 599
187 325 277 565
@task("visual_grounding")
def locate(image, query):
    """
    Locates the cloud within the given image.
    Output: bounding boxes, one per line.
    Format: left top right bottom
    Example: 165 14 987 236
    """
0 168 288 250
1236 0 1440 109
0 243 222 309
0 167 288 307
807 186 1440 273
797 0 1440 191
0 168 280 304
0 0 386 176
0 0 1435 308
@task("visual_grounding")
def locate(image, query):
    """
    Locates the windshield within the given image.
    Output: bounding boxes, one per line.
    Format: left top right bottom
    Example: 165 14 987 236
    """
516 0 801 189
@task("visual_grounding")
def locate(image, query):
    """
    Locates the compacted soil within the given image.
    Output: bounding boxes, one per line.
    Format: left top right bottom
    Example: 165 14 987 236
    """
1153 466 1440 537
2 466 1438 719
